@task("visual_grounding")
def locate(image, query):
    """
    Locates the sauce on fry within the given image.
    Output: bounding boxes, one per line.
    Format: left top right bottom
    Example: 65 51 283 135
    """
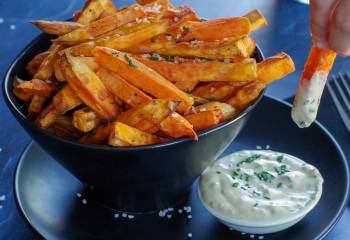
199 150 323 222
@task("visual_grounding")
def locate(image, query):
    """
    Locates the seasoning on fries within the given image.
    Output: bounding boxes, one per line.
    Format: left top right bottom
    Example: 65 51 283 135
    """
13 0 295 147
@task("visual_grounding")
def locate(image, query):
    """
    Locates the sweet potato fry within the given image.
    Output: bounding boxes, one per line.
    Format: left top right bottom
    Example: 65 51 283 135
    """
73 108 100 132
195 102 235 121
28 95 46 115
76 0 113 25
96 18 172 50
26 51 50 76
226 81 266 111
256 52 295 84
75 57 99 71
35 103 59 128
52 115 82 140
79 122 112 144
96 68 152 107
118 99 178 133
14 79 54 97
53 85 82 114
53 5 145 45
180 17 251 42
160 112 197 140
54 60 65 81
61 53 120 120
137 0 157 5
31 20 83 35
109 122 162 147
156 36 256 59
99 1 118 19
92 47 194 112
136 56 257 82
292 47 336 128
192 82 245 101
244 9 267 32
185 110 224 131
34 45 63 80
174 80 198 92
68 42 95 57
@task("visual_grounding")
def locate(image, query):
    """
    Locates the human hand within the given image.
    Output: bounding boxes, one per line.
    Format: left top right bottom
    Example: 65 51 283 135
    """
310 0 350 56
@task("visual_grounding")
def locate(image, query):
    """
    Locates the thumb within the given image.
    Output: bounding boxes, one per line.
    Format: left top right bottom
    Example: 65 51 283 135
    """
329 0 350 56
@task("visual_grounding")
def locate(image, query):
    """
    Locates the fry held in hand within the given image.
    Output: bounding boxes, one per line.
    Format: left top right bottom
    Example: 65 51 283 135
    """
292 47 336 128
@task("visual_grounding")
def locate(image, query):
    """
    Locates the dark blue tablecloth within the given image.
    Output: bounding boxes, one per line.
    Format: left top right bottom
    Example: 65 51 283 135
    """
0 0 349 239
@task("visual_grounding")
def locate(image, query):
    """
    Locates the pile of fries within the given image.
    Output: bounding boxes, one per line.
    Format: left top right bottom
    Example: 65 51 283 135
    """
13 0 295 147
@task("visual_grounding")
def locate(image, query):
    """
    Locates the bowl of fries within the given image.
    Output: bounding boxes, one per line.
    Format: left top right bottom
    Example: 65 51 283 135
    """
3 0 295 211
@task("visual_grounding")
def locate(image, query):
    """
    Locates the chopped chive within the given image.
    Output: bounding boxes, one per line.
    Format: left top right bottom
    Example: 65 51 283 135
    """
124 54 138 68
216 171 221 174
240 186 247 190
149 55 160 61
263 195 271 200
275 165 289 175
255 171 275 182
237 154 261 166
276 155 284 162
254 203 258 207
232 182 239 188
277 182 283 188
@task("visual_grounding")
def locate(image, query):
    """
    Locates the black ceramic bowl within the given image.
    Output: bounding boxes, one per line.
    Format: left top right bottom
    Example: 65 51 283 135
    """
3 33 264 212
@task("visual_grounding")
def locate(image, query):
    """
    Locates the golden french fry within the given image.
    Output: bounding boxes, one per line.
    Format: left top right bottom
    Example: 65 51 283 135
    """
192 82 246 101
53 85 82 114
54 60 65 81
96 68 152 107
76 0 114 25
92 47 194 112
109 121 162 147
174 80 198 93
99 1 118 19
256 52 295 84
52 115 82 140
226 81 266 111
136 56 257 82
243 9 267 32
14 79 54 97
53 4 145 45
28 95 46 115
31 20 83 35
185 110 224 131
26 51 50 76
118 99 178 133
79 122 112 144
73 108 100 132
35 103 59 129
156 36 256 59
34 45 63 80
61 53 120 120
180 17 251 42
195 101 236 121
160 112 197 140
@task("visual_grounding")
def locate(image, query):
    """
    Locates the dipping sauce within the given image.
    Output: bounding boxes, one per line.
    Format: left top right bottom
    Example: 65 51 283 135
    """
199 150 323 222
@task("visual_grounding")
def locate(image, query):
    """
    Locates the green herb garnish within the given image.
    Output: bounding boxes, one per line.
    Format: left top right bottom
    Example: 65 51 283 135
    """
241 186 247 190
275 165 289 175
112 51 119 57
149 55 160 61
277 182 283 188
216 171 221 174
255 171 275 182
124 54 138 68
160 55 175 62
263 195 271 200
277 155 284 162
232 182 239 188
237 154 261 166
254 203 259 207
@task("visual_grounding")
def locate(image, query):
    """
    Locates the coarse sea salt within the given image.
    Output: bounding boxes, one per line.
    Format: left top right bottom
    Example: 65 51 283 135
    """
258 236 264 240
178 209 183 213
128 215 135 219
266 145 270 150
10 24 16 30
187 233 192 238
82 198 87 205
122 213 127 218
0 147 2 152
0 18 4 24
0 195 6 201
187 214 192 219
76 193 82 198
250 234 255 239
114 213 119 218
255 145 262 150
0 205 3 209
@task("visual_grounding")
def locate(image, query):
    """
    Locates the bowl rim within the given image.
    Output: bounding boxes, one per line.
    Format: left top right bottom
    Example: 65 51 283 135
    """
2 32 265 152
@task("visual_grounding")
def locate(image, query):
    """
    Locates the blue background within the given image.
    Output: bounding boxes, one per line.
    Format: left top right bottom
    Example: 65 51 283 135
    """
0 0 349 239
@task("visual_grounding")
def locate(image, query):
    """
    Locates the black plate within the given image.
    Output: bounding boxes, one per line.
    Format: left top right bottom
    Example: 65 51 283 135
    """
14 96 350 240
